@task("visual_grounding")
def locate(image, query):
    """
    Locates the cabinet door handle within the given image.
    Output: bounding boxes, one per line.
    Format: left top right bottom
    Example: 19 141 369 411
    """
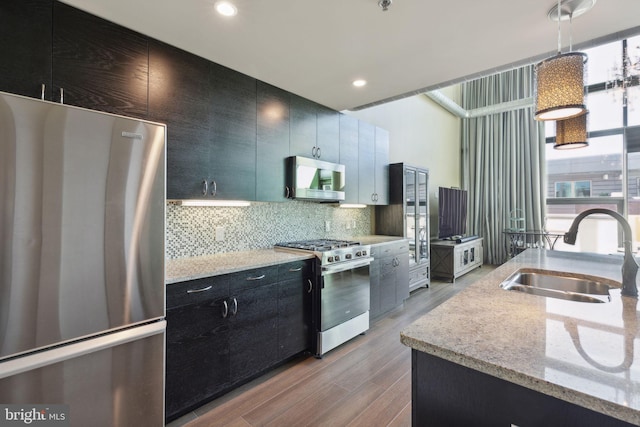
222 300 229 318
246 274 266 281
289 267 303 272
371 193 376 202
186 285 212 294
312 146 317 158
285 186 290 198
202 180 208 196
210 180 217 196
59 87 64 104
307 279 313 293
231 297 238 316
41 83 46 100
316 146 321 159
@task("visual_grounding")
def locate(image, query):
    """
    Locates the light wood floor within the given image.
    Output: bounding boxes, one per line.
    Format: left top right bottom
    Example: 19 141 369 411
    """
167 265 496 427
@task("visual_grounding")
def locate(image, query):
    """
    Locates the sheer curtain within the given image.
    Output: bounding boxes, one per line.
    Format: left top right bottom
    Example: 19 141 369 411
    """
461 65 546 264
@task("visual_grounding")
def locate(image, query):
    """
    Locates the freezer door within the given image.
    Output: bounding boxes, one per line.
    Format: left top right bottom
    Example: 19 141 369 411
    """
0 321 165 427
0 92 166 360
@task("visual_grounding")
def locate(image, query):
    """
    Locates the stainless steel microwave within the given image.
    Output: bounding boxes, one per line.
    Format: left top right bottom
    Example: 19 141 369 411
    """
286 156 346 201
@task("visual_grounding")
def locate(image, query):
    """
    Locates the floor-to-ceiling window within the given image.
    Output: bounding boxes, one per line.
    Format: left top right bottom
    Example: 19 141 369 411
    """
546 35 640 254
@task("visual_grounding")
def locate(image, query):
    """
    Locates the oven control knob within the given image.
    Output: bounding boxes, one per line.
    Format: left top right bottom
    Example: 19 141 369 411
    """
328 256 334 263
361 250 367 256
345 253 352 259
335 255 340 262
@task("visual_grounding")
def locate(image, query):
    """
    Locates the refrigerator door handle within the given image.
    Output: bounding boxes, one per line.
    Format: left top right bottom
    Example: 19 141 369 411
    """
0 321 166 380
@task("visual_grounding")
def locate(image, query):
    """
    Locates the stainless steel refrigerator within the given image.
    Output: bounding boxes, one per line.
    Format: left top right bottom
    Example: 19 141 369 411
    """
0 91 166 426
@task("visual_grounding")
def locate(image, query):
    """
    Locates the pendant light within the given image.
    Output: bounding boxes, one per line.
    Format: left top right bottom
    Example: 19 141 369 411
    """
534 0 594 121
554 112 588 149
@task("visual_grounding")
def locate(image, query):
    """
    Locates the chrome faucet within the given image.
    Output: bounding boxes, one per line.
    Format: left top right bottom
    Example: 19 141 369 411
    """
564 208 638 298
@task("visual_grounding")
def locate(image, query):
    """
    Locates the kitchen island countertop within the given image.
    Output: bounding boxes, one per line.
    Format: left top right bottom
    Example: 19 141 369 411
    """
401 249 640 425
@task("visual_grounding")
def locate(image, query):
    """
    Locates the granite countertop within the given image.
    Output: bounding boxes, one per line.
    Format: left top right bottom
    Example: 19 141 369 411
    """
165 249 314 284
356 235 410 245
165 235 407 284
401 249 640 425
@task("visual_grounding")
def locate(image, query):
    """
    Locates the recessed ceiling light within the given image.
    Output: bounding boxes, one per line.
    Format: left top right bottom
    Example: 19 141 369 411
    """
352 79 367 88
215 1 237 17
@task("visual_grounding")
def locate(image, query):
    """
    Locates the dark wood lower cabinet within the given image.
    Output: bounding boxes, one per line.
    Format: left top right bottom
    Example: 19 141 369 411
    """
370 241 410 321
228 283 279 383
412 351 635 427
165 277 230 421
165 260 312 422
277 263 312 359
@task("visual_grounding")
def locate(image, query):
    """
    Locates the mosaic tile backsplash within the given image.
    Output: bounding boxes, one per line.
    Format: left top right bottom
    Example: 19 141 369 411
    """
166 201 373 259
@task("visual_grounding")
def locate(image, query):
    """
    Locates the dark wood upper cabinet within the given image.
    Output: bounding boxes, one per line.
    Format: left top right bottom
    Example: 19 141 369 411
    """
149 41 211 199
374 126 390 204
52 2 148 117
339 114 360 204
0 1 388 202
208 63 257 200
358 120 376 203
290 94 340 163
316 105 340 163
257 82 290 202
357 122 390 205
289 94 318 159
0 0 52 100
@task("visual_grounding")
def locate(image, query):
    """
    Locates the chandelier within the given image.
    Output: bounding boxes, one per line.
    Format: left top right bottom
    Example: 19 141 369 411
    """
606 41 640 106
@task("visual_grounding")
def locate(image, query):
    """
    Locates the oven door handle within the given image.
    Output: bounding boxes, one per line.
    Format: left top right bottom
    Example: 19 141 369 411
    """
321 258 373 275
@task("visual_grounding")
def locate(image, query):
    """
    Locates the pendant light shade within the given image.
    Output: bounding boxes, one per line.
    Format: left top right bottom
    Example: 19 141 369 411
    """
554 111 588 149
534 52 587 121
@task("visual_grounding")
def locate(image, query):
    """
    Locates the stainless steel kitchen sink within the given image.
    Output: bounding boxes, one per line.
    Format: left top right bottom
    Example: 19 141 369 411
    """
500 269 619 303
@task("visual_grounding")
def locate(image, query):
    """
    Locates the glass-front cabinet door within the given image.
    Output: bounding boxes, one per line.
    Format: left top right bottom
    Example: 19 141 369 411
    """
405 169 417 266
417 170 429 264
375 162 430 291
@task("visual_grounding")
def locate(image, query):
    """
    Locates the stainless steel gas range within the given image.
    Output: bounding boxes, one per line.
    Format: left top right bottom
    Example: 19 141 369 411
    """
274 239 373 357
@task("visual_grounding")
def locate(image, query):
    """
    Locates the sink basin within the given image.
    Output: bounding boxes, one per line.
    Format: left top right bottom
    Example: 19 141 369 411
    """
500 269 619 303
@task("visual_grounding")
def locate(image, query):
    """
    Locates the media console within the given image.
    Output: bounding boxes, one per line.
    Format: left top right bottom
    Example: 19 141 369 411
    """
430 237 483 282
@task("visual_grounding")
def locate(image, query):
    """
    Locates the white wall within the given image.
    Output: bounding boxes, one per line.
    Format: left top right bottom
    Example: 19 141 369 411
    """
344 87 462 237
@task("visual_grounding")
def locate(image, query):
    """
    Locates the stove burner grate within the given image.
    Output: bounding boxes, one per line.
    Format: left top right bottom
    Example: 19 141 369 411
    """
275 239 361 252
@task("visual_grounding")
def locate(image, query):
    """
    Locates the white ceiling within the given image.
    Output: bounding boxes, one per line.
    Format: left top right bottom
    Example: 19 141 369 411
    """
59 0 640 112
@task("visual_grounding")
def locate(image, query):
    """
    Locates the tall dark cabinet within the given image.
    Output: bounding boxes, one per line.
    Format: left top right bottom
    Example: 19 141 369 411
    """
256 82 291 202
52 2 149 117
208 63 257 200
149 41 212 199
376 163 430 291
0 0 52 100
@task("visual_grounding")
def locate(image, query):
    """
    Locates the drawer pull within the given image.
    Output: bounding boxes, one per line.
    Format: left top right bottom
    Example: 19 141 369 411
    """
186 285 212 294
289 267 303 272
246 274 266 281
222 300 229 318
